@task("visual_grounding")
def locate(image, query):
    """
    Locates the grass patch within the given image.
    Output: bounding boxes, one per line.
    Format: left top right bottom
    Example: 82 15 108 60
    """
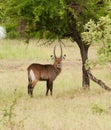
0 39 111 130
0 39 51 60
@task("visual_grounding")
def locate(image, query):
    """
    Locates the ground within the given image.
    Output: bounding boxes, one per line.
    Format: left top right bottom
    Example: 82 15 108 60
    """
0 39 111 130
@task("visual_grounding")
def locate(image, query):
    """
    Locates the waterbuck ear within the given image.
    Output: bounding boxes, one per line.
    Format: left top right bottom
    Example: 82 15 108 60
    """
62 54 66 60
50 55 55 60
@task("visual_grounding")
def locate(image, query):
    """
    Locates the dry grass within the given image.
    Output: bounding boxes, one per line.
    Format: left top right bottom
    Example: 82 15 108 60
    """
0 39 111 130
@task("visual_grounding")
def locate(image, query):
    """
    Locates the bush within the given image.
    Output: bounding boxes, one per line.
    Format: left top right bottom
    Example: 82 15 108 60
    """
5 24 19 39
91 103 105 115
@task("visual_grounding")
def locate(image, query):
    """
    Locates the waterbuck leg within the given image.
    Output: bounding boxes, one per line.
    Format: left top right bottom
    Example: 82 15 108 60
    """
50 82 53 96
46 80 50 96
28 80 37 97
28 83 33 97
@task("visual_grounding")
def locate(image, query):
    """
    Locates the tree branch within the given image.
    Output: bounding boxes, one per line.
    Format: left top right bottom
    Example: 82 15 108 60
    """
87 69 111 91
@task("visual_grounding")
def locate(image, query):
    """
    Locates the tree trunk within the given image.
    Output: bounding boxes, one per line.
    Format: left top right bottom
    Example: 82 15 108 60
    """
79 44 90 89
67 10 90 89
70 24 90 89
66 6 110 90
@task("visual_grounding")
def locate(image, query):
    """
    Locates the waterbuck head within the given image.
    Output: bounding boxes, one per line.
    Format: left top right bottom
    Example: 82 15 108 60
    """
51 43 66 69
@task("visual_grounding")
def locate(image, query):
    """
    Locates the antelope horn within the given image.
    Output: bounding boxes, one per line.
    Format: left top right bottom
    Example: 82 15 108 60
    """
53 45 56 58
60 42 63 58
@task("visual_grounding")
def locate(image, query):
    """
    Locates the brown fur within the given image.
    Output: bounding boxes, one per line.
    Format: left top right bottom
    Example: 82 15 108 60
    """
27 45 66 97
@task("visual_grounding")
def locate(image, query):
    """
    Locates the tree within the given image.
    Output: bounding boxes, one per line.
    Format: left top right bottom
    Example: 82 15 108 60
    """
1 0 111 89
82 16 111 62
81 15 111 91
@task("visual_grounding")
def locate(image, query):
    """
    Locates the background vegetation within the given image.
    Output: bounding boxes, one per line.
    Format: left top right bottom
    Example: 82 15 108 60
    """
0 0 111 129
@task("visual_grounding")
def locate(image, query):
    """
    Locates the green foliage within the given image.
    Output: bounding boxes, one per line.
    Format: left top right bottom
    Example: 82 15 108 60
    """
0 1 5 23
1 98 17 123
0 0 109 40
82 16 111 44
3 0 67 39
0 97 24 129
91 103 105 115
82 16 111 62
32 0 67 39
98 43 111 62
6 24 19 39
0 10 4 23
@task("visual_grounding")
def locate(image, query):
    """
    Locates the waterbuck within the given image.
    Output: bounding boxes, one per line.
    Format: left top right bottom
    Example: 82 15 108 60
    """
27 43 66 97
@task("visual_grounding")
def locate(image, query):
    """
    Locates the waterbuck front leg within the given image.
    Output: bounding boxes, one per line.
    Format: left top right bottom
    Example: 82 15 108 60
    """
50 81 53 96
46 80 53 96
46 80 50 96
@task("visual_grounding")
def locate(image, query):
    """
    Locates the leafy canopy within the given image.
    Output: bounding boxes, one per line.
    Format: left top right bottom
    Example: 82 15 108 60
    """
0 0 109 40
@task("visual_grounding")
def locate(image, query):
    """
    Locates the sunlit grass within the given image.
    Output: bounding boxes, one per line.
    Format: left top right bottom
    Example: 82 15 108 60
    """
0 39 111 130
0 39 51 60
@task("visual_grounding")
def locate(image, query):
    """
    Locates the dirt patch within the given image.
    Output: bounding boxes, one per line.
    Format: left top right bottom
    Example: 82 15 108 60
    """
0 59 82 72
0 60 27 72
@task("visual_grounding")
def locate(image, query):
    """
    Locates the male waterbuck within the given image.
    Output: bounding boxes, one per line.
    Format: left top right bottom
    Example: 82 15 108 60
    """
27 43 66 97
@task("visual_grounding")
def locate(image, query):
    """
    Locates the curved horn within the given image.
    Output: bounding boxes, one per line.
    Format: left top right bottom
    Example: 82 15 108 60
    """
60 42 63 58
53 45 56 58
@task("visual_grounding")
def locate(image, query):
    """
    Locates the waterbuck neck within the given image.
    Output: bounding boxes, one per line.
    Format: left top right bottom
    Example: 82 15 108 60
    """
53 64 62 75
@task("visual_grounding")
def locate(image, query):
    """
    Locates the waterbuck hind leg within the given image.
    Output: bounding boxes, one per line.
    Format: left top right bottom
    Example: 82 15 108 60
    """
28 79 37 97
28 84 33 97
